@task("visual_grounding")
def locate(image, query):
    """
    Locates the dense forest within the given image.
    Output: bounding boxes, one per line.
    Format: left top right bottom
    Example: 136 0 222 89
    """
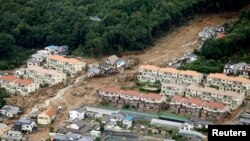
0 0 248 70
181 8 250 73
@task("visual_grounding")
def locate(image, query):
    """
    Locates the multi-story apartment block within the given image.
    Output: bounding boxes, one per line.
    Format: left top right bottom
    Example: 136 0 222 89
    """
160 83 186 97
158 67 179 83
24 66 66 86
46 55 86 75
170 95 229 121
98 86 166 111
137 65 203 85
184 85 244 110
162 83 244 110
177 70 203 86
137 65 160 83
206 73 250 95
0 75 39 95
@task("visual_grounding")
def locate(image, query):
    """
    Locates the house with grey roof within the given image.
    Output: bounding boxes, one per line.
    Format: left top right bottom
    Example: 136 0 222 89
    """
0 105 20 118
50 132 93 141
109 113 124 122
27 53 45 67
66 120 87 131
1 130 24 141
45 45 68 56
184 52 197 63
105 55 119 66
69 107 85 121
224 61 247 75
87 68 101 78
14 118 37 132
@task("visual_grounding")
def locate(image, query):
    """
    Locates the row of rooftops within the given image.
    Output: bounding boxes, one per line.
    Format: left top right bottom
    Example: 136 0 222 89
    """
139 65 203 77
0 75 33 86
99 86 165 101
139 65 250 83
47 55 81 65
26 66 63 76
171 95 228 110
163 83 241 98
207 73 250 84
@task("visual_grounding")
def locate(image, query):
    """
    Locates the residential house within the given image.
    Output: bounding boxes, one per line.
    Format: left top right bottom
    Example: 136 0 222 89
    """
46 55 86 75
198 26 224 41
234 62 247 75
223 61 236 74
184 52 197 63
69 107 85 121
0 75 39 95
0 105 20 118
28 54 45 66
116 59 126 68
243 64 250 78
161 83 186 97
0 123 10 137
169 95 229 121
15 69 26 77
123 115 134 128
105 55 119 66
105 121 117 129
224 62 247 75
50 132 93 141
87 68 101 78
24 66 66 86
14 119 37 132
37 50 51 58
66 120 86 131
137 65 160 83
38 108 56 125
99 62 112 71
109 113 124 122
206 73 250 95
89 130 101 139
1 130 24 141
45 45 68 55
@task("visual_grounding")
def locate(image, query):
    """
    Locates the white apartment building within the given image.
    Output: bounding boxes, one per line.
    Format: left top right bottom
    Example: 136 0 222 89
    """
184 85 244 110
0 75 39 95
24 66 66 86
137 65 160 83
46 55 86 75
177 70 203 86
158 67 180 84
161 83 186 97
137 65 203 85
206 73 250 95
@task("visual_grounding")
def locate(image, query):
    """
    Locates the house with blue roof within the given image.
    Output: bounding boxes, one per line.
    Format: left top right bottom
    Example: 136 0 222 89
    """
45 45 68 55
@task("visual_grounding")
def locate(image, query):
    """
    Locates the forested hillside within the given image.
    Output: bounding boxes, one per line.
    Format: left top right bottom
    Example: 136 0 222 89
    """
0 0 247 69
181 8 250 73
